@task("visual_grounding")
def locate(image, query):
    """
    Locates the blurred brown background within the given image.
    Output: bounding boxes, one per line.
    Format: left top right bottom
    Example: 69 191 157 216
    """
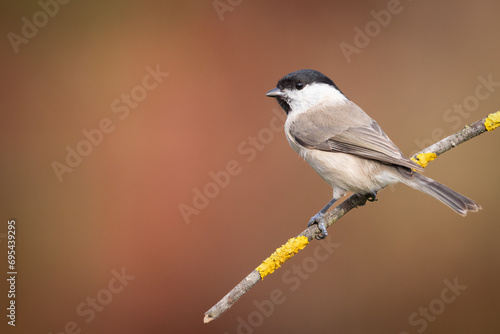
1 0 499 333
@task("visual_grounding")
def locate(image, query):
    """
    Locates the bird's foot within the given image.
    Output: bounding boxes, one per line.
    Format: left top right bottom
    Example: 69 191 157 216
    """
308 213 328 240
366 191 378 202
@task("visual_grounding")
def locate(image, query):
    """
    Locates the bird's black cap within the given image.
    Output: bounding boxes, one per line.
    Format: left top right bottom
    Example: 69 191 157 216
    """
266 69 343 113
276 69 338 91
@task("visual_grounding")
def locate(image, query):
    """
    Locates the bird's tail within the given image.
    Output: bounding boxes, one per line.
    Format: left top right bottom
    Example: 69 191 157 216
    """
401 173 481 216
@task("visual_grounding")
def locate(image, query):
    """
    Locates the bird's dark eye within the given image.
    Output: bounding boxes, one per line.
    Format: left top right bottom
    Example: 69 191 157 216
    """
295 82 305 90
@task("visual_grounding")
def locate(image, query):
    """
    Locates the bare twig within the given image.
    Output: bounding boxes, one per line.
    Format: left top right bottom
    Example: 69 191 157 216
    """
412 111 499 167
203 112 499 323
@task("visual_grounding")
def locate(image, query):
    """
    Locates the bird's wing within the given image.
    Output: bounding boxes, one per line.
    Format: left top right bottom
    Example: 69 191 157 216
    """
289 103 423 171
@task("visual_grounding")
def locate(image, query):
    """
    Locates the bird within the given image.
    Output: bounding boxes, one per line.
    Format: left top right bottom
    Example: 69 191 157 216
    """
266 69 481 239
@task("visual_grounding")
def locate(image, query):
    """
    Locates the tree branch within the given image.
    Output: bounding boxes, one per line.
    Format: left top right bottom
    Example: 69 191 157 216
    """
203 111 500 323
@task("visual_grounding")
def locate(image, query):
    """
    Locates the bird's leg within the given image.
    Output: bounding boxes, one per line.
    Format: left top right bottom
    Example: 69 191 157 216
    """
308 197 338 240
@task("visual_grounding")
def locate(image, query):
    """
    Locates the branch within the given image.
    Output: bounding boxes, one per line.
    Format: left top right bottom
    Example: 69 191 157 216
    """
203 111 500 323
411 111 500 167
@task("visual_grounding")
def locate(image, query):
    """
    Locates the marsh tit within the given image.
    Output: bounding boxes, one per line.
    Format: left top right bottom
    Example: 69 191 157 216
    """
266 69 481 239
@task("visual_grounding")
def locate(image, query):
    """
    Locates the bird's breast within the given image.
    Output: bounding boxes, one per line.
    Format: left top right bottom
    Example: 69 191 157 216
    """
284 126 397 193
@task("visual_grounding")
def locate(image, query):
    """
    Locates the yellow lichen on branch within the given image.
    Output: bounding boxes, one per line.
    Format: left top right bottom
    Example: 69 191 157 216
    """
411 152 437 168
485 111 500 131
256 236 309 279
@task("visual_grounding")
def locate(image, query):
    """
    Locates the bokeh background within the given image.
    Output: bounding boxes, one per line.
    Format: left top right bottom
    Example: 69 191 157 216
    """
1 0 499 333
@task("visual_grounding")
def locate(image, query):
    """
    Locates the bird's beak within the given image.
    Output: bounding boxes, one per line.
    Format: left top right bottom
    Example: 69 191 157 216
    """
266 87 284 98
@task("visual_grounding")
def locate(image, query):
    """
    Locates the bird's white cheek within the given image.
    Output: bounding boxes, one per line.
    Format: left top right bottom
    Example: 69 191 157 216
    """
286 84 348 115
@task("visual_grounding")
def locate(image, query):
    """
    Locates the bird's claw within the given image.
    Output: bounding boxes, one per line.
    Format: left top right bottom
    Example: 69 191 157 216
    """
366 191 378 202
308 213 328 240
